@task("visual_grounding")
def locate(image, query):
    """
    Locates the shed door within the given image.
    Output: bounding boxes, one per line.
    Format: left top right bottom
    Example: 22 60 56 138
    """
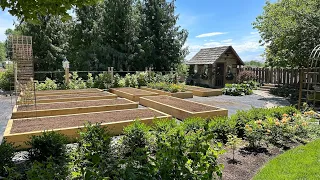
215 63 224 87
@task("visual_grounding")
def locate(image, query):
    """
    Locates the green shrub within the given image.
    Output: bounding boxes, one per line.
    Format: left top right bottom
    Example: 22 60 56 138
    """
71 123 118 179
36 78 58 91
270 84 299 101
66 72 86 89
94 72 112 89
26 131 68 163
223 83 253 96
0 140 16 177
244 120 265 148
208 116 237 143
112 73 122 88
86 73 94 88
0 66 14 91
137 72 148 87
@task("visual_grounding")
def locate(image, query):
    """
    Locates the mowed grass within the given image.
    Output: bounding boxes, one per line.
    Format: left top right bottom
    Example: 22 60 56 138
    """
254 139 320 180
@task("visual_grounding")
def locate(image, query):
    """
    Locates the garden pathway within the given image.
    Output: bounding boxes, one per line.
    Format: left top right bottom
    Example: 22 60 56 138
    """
190 90 290 116
0 94 16 143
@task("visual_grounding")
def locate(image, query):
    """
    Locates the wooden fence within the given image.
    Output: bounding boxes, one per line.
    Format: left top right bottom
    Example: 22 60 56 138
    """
238 67 320 85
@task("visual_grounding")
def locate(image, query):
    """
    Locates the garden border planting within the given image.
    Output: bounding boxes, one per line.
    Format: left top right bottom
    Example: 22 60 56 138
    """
4 108 172 149
17 92 117 104
140 86 193 99
109 87 159 101
12 98 138 119
30 88 103 97
185 85 223 97
140 95 228 120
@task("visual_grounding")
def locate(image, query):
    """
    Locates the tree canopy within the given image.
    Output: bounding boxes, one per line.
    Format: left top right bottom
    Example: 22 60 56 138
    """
244 60 265 67
0 0 101 22
0 42 5 62
253 0 320 68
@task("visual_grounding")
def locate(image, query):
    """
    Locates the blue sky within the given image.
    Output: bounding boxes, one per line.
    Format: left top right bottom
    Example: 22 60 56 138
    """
0 0 270 62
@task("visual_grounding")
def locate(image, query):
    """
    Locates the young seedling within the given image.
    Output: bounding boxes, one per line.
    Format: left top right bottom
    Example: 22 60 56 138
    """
226 134 242 164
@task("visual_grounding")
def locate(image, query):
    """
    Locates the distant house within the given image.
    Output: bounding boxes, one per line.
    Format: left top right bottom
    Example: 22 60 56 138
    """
186 46 244 88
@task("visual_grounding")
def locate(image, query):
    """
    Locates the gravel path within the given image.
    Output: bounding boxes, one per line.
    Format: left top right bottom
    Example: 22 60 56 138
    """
0 95 16 143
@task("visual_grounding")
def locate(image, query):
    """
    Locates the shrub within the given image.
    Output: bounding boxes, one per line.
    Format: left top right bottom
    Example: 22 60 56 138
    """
94 72 112 89
36 78 58 91
208 116 237 143
0 140 16 177
226 134 242 163
237 70 256 83
270 84 299 101
244 120 265 148
223 83 253 96
137 72 148 87
112 73 122 88
66 72 86 89
86 73 94 88
26 131 68 163
0 66 14 91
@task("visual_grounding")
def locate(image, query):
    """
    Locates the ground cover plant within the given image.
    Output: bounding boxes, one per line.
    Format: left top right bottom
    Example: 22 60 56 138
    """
223 83 254 96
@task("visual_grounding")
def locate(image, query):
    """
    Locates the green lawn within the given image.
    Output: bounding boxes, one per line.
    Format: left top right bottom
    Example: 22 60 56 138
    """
254 139 320 180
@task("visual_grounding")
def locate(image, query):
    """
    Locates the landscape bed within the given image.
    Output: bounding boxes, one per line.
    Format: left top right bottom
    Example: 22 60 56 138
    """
109 87 159 101
140 87 193 99
17 92 117 104
140 95 228 120
32 88 103 96
185 85 223 97
4 108 171 148
12 98 138 119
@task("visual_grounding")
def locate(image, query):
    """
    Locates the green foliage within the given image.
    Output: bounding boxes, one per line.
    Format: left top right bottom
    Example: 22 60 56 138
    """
66 72 86 89
244 60 265 67
244 120 265 148
147 82 186 93
0 65 14 91
136 72 148 87
0 41 5 62
35 78 58 91
226 134 242 163
176 63 190 79
223 83 253 96
94 72 112 89
270 85 299 101
112 73 123 88
0 140 16 177
253 0 320 67
208 117 237 143
26 131 68 163
71 123 118 179
86 73 94 88
236 70 257 83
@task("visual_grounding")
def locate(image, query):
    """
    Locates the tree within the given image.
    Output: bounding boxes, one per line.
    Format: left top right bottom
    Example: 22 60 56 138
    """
244 60 265 67
253 0 320 68
0 42 5 62
137 0 188 71
0 0 100 22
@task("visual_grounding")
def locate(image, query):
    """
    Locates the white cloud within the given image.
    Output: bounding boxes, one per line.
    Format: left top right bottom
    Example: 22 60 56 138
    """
221 39 233 43
196 32 227 38
250 31 259 35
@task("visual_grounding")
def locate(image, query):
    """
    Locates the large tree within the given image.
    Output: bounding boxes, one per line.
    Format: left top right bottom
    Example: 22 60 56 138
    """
253 0 320 68
137 0 188 71
0 42 5 62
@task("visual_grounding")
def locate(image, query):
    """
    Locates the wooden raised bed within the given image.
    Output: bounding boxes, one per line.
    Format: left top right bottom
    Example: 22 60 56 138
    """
4 108 171 149
12 98 138 119
109 87 159 101
17 92 117 105
140 95 228 120
33 88 103 97
140 87 193 99
185 85 222 97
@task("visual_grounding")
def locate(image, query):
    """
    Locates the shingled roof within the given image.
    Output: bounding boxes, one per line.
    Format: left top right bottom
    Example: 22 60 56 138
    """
186 46 244 65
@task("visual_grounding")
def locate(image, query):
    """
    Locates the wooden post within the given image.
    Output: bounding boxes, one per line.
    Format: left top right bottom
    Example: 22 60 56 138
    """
111 67 114 82
65 67 69 85
298 68 303 110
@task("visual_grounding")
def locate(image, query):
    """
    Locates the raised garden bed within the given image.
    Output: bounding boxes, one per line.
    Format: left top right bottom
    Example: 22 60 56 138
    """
109 87 159 101
17 92 117 104
4 108 171 149
185 85 223 97
140 95 228 120
140 87 193 99
12 98 138 119
33 88 103 96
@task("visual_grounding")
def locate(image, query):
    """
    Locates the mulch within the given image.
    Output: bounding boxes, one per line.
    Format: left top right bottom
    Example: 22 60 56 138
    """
143 95 218 112
219 145 283 180
114 87 158 95
36 92 114 100
17 98 131 111
36 88 101 95
11 108 164 133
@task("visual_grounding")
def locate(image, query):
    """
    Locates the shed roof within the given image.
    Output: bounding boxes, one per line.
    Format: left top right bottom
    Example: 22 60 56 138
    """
186 46 244 65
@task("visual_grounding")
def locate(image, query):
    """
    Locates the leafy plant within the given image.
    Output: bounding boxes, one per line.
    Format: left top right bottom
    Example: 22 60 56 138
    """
94 72 112 89
208 116 237 143
223 83 253 96
137 71 148 87
86 73 94 88
226 134 242 163
0 65 14 91
244 120 265 149
0 140 16 177
147 82 186 93
66 72 86 89
26 131 68 163
237 70 257 83
112 73 122 88
36 78 58 91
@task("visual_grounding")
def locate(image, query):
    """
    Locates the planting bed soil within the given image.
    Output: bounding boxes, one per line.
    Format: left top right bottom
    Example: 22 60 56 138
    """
5 108 171 148
185 85 222 97
110 87 159 101
34 88 103 96
17 92 117 104
140 95 228 120
140 87 193 99
12 98 138 119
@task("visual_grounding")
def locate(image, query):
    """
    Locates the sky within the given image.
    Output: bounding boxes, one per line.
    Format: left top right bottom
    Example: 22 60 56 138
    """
0 0 270 62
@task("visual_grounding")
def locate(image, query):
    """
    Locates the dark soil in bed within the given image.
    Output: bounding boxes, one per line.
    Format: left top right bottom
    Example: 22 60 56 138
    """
11 109 164 133
115 87 157 95
36 92 114 100
144 95 218 112
17 99 131 111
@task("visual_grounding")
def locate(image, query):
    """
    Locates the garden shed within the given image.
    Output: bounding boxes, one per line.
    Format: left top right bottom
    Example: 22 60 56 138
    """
186 46 244 88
